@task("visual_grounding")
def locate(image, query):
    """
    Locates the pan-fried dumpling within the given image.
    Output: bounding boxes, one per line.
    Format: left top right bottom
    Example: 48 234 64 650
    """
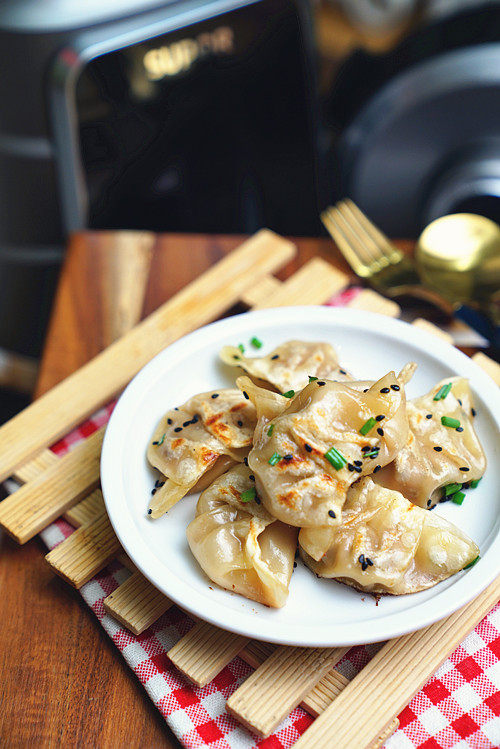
186 465 298 607
147 389 256 517
246 367 414 527
373 377 486 508
299 478 479 595
220 340 351 393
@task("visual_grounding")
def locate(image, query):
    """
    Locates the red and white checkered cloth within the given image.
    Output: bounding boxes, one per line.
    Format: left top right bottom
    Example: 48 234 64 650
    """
33 290 500 748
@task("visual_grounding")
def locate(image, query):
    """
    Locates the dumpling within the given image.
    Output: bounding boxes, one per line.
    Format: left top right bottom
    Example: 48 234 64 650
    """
220 340 351 393
147 389 256 517
186 465 298 607
373 377 486 508
245 367 414 527
299 477 479 595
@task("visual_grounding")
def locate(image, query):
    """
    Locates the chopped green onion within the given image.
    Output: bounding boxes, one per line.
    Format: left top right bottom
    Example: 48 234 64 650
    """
359 417 376 436
463 555 480 570
364 450 380 459
451 491 465 505
250 336 263 349
433 382 452 401
282 390 295 398
267 424 274 437
157 433 166 446
444 483 462 496
268 452 281 465
238 343 245 353
441 416 461 429
469 478 482 488
308 376 318 383
240 487 256 503
324 446 346 470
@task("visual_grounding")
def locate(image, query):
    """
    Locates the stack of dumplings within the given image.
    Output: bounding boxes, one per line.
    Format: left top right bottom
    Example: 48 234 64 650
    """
147 340 485 607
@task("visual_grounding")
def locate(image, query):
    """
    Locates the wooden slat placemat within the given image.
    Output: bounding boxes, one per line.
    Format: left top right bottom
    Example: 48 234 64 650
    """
1 229 498 749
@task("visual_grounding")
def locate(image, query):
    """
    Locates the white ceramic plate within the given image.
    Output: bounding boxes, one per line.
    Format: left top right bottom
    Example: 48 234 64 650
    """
101 307 500 647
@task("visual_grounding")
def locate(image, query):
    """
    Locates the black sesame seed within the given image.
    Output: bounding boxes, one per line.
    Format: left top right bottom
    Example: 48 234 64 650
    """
152 441 159 445
366 558 373 566
244 457 248 466
458 399 462 406
340 369 347 375
328 510 336 518
354 460 362 467
174 427 182 433
174 407 179 411
249 475 255 481
456 426 464 432
243 391 249 400
380 387 390 393
305 444 312 452
317 381 326 386
376 415 385 422
460 467 470 472
433 446 442 452
167 418 173 425
148 509 152 515
377 428 384 436
358 554 365 564
426 414 433 419
373 465 381 473
361 445 371 452
293 561 297 568
283 454 293 461
255 496 261 504
183 420 191 427
151 488 156 495
427 499 432 507
271 354 279 360
237 420 243 427
472 408 476 417
390 384 400 391
211 393 219 399
353 466 362 473
347 463 355 472
233 355 240 360
192 415 199 423
428 504 436 510
363 388 369 393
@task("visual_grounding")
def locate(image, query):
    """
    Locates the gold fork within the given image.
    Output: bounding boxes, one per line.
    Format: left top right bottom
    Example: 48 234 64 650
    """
321 199 452 314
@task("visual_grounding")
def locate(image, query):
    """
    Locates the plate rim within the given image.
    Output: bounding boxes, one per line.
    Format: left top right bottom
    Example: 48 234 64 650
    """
101 306 500 647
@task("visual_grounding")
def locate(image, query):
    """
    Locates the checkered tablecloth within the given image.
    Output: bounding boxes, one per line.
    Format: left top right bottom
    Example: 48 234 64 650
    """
34 291 500 748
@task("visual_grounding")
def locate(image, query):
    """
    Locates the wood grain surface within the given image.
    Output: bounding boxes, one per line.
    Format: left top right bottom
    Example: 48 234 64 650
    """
0 232 351 748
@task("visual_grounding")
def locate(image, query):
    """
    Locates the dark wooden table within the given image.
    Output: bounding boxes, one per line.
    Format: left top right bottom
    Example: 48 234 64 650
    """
0 232 351 748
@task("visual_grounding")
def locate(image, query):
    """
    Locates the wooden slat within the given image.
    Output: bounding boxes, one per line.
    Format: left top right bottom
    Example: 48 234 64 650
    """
412 318 454 344
63 490 106 527
240 274 282 307
239 642 349 718
226 646 348 738
368 718 400 749
346 288 401 317
0 428 103 543
293 576 500 749
45 503 120 588
0 230 295 483
254 257 348 309
103 571 173 635
168 622 251 687
12 449 59 483
473 352 500 386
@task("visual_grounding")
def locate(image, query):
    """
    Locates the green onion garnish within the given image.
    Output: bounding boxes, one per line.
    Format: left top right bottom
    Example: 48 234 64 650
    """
282 390 295 398
433 382 452 401
268 452 281 465
250 336 263 349
364 450 380 459
267 424 274 437
324 446 346 470
359 417 376 436
241 488 256 503
444 483 462 496
441 416 461 429
238 343 245 353
463 555 480 570
157 433 166 446
451 491 465 505
308 376 318 382
469 478 482 488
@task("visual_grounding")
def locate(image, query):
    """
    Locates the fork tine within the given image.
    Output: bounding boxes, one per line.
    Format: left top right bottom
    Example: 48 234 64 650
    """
321 208 371 278
330 206 388 273
336 201 390 269
343 199 403 265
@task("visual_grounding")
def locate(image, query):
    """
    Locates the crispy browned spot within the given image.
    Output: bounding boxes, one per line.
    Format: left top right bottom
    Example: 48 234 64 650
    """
200 448 219 466
321 473 335 484
229 485 241 500
171 438 184 449
229 403 246 412
277 490 298 509
206 413 223 426
277 455 306 470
